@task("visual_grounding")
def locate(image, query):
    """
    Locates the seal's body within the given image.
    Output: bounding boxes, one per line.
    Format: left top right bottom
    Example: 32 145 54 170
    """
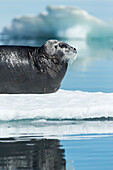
0 40 77 94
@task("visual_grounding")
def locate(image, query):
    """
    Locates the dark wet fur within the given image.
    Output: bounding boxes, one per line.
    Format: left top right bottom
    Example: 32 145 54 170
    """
0 45 67 93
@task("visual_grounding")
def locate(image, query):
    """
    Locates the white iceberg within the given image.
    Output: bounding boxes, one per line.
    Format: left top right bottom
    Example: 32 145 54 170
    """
2 6 113 39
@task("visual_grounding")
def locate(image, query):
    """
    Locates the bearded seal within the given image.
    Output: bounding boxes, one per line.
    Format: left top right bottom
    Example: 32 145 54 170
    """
0 40 77 93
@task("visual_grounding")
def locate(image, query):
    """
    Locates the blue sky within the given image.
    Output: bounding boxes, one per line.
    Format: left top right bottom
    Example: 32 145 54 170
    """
0 0 113 32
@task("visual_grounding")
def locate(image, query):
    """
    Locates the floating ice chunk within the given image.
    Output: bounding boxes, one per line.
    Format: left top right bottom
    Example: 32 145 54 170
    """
2 6 113 39
0 90 113 121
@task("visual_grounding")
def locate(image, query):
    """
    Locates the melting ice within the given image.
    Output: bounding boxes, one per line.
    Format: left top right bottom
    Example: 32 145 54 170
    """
2 6 113 39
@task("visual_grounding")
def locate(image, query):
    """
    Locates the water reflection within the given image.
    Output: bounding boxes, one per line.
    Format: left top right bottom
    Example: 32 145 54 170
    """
0 137 66 170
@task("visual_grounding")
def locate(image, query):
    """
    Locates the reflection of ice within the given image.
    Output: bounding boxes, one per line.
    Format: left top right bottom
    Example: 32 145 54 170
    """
0 121 113 140
1 6 113 39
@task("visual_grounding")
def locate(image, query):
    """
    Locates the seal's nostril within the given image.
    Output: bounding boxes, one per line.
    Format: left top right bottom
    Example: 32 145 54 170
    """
73 48 77 53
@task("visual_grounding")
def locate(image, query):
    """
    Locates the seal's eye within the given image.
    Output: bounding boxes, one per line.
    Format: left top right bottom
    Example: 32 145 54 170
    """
55 45 57 49
59 43 68 48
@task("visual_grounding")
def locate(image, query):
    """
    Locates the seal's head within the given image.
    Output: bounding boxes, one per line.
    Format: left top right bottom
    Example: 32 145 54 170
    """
40 40 77 63
32 39 77 80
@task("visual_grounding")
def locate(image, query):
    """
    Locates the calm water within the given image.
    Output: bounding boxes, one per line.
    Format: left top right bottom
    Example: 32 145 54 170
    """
0 38 113 170
62 134 113 170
